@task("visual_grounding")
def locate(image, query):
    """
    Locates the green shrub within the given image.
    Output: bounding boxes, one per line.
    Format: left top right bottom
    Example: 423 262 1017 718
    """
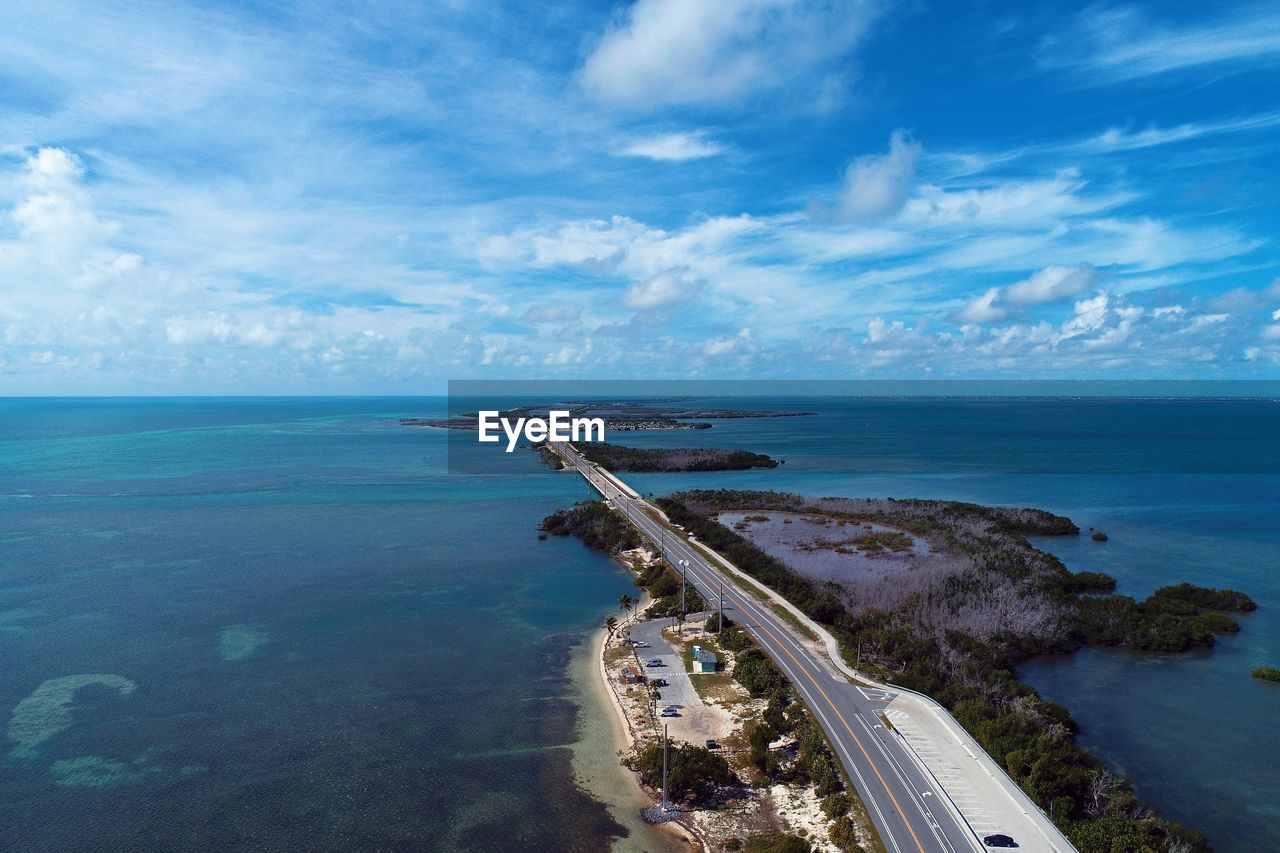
743 833 811 853
631 742 734 802
827 816 863 851
734 649 788 697
820 792 851 819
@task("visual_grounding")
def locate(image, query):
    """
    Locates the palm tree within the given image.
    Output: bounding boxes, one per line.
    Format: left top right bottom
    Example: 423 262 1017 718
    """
619 594 635 623
604 616 618 636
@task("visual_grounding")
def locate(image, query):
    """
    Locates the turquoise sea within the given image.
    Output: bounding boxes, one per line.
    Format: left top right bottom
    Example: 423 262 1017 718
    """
1 397 1277 851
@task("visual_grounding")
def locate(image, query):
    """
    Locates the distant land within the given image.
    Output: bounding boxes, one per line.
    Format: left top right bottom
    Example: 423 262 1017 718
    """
548 441 779 472
402 400 815 432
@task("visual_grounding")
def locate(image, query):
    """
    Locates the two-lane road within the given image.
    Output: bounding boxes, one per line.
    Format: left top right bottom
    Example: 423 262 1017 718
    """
552 443 986 853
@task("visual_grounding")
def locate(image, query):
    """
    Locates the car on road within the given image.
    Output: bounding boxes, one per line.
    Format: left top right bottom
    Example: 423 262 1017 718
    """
631 640 650 648
650 678 668 687
659 708 678 717
645 658 664 667
982 834 1018 848
663 705 679 713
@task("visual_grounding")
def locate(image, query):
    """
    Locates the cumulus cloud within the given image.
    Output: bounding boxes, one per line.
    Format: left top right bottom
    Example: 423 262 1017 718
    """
623 271 694 310
617 131 725 161
1005 264 1098 305
953 288 1007 324
580 0 877 108
954 264 1098 325
11 148 118 272
838 130 920 220
702 328 753 357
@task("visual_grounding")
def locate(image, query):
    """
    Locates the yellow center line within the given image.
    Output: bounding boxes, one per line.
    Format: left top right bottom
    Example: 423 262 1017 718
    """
566 449 930 852
692 562 930 853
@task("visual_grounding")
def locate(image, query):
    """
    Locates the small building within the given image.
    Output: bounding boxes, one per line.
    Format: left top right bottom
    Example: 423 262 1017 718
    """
619 666 642 685
692 646 717 674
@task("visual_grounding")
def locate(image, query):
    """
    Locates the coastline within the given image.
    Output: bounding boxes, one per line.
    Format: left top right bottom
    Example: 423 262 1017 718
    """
570 600 694 852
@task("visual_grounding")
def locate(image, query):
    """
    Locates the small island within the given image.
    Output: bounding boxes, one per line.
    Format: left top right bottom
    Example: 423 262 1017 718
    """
401 399 815 434
1252 666 1280 683
568 442 779 472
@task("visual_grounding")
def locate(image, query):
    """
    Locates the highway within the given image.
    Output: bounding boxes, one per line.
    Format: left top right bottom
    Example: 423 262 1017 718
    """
551 442 988 853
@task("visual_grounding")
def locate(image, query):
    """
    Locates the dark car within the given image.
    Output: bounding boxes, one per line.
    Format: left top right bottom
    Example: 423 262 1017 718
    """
982 835 1017 849
650 678 668 687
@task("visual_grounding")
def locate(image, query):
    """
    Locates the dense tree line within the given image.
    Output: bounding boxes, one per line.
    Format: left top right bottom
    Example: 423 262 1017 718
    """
576 442 778 472
634 559 708 617
539 500 639 553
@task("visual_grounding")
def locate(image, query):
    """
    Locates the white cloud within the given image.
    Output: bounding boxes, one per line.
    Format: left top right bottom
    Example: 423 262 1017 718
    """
164 312 233 345
952 264 1098 325
1071 111 1280 154
11 148 118 272
617 131 725 161
519 304 583 324
839 130 920 220
623 271 693 310
1061 293 1112 337
1004 264 1097 306
580 0 877 108
954 288 1007 325
702 328 753 357
1041 6 1280 83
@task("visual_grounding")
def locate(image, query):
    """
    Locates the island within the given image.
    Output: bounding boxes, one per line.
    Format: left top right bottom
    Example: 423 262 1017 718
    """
401 399 815 433
1252 666 1280 683
552 442 779 472
548 487 1252 852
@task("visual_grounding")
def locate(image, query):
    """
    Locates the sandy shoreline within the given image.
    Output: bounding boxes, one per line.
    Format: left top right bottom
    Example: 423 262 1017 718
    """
571 600 694 852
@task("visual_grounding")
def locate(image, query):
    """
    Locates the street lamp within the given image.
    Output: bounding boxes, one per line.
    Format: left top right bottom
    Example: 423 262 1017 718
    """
678 559 690 628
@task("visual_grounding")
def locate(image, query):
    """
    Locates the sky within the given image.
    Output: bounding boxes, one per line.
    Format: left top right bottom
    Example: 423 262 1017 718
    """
1 0 1279 393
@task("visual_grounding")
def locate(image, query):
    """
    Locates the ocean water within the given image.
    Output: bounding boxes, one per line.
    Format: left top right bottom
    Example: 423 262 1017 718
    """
0 398 642 852
2 397 1277 851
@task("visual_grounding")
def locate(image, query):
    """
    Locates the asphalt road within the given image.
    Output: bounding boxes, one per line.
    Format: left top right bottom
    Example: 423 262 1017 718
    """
553 443 986 853
627 619 700 712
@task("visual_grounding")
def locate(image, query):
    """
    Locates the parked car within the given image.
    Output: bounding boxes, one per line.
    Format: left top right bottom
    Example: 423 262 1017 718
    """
632 640 650 648
982 835 1018 848
663 706 679 713
645 658 664 667
659 708 678 717
704 739 719 750
650 678 668 687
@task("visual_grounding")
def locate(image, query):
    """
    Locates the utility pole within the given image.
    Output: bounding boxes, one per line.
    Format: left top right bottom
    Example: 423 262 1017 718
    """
661 723 669 813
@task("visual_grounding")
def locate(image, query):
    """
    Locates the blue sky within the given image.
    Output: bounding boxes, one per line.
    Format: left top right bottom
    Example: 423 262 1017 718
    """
1 0 1278 393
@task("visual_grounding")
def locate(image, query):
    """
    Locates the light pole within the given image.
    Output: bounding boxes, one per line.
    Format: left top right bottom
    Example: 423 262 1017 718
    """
661 722 670 813
678 559 690 629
